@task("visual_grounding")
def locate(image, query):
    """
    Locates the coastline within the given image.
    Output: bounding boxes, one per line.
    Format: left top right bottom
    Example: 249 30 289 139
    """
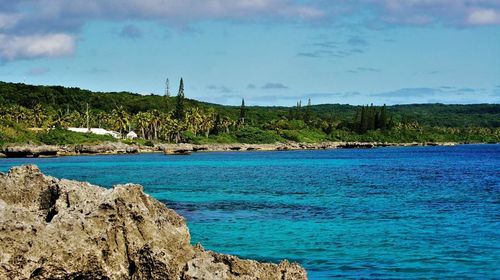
0 141 462 158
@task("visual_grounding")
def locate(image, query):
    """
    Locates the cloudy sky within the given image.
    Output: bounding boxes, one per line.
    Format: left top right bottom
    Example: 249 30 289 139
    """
0 0 499 105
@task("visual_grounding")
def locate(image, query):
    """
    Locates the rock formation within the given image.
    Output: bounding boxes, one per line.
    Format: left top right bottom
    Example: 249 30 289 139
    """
2 145 60 158
0 141 458 158
0 165 307 280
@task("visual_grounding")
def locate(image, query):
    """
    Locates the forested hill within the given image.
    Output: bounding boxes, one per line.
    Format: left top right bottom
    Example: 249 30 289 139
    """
1 81 498 128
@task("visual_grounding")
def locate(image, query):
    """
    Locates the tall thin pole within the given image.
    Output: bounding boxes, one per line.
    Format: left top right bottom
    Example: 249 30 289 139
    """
165 78 170 97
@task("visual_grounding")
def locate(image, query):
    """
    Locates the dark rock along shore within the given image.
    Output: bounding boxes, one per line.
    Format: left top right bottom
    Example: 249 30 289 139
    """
0 141 458 158
0 165 307 280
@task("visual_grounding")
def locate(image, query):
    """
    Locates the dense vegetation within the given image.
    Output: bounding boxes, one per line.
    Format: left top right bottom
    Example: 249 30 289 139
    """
0 80 498 146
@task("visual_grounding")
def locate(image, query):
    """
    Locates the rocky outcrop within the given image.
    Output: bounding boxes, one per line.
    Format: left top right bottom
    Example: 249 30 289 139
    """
0 142 141 158
2 145 60 158
74 142 139 155
0 165 307 280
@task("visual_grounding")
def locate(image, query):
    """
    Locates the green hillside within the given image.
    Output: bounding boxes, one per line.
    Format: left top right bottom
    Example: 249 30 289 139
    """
0 81 499 146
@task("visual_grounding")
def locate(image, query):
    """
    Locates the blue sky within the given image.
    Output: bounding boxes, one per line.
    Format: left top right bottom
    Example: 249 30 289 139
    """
0 0 499 106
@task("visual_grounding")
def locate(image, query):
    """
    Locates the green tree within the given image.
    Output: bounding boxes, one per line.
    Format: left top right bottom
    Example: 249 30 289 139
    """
239 98 246 125
174 78 185 120
211 113 221 135
134 112 151 139
304 98 312 124
359 106 368 133
379 104 388 130
111 106 130 136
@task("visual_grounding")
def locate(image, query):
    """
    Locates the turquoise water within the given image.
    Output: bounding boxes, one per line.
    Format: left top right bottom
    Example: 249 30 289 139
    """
1 145 499 279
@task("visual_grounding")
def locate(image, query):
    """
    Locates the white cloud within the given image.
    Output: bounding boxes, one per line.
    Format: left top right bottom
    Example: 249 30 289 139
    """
26 0 325 24
0 0 499 62
466 9 500 25
0 33 76 61
2 0 500 33
0 13 21 30
372 0 500 27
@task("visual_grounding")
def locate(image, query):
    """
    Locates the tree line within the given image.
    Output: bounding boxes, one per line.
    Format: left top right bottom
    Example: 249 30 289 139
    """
0 80 498 145
0 78 251 143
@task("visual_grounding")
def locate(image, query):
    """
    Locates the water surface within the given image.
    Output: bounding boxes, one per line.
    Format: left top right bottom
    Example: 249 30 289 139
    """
1 145 499 279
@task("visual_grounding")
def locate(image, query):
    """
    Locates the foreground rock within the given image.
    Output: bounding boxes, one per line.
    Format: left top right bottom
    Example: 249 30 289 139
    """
0 165 307 280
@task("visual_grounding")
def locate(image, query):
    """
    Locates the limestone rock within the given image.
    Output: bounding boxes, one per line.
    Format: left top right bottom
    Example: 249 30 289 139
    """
2 145 59 158
75 142 132 154
0 165 307 280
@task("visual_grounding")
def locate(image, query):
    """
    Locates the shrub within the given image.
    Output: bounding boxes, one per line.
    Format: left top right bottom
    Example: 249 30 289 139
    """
234 127 282 144
280 129 327 143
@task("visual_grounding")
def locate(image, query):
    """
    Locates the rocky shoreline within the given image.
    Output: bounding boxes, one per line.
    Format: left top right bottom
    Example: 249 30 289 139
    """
0 165 307 279
0 141 458 158
160 141 457 155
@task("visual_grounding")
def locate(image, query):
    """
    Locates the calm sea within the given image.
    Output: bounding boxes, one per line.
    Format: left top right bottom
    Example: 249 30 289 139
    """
1 145 499 279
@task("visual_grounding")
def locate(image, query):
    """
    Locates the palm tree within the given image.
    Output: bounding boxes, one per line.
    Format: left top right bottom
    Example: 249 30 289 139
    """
159 113 173 142
221 116 232 134
52 109 71 128
200 111 214 138
32 104 46 128
134 112 151 139
186 107 203 136
150 110 162 140
111 106 130 137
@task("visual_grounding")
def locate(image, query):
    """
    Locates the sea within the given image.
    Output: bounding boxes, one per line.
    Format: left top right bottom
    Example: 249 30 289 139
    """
1 144 499 279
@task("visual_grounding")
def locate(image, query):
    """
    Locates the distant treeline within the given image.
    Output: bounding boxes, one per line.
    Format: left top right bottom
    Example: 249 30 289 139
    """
0 81 499 146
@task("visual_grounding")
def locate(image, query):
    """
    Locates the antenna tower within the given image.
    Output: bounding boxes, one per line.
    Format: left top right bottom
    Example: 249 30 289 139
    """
165 78 170 97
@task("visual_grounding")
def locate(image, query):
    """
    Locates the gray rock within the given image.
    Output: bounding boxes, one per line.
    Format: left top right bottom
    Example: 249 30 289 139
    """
0 165 307 280
2 145 59 158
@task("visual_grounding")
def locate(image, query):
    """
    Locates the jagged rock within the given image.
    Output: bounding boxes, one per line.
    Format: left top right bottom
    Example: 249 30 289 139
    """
0 165 307 280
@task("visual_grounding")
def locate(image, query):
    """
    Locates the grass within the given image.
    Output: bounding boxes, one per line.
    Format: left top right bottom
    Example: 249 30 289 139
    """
0 122 39 147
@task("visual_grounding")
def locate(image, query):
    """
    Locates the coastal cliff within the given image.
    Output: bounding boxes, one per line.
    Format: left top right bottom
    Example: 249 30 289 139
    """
0 165 307 280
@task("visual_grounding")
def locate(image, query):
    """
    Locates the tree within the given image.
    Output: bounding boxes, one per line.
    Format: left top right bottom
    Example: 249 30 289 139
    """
134 112 151 139
150 110 162 140
200 110 214 137
379 104 388 130
33 104 46 128
111 106 130 136
211 113 221 135
359 106 368 133
174 78 185 120
239 98 246 125
304 98 312 123
186 107 203 136
221 116 233 133
368 104 376 131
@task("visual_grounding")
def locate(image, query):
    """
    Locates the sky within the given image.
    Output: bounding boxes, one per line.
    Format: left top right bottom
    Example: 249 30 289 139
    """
0 0 499 106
